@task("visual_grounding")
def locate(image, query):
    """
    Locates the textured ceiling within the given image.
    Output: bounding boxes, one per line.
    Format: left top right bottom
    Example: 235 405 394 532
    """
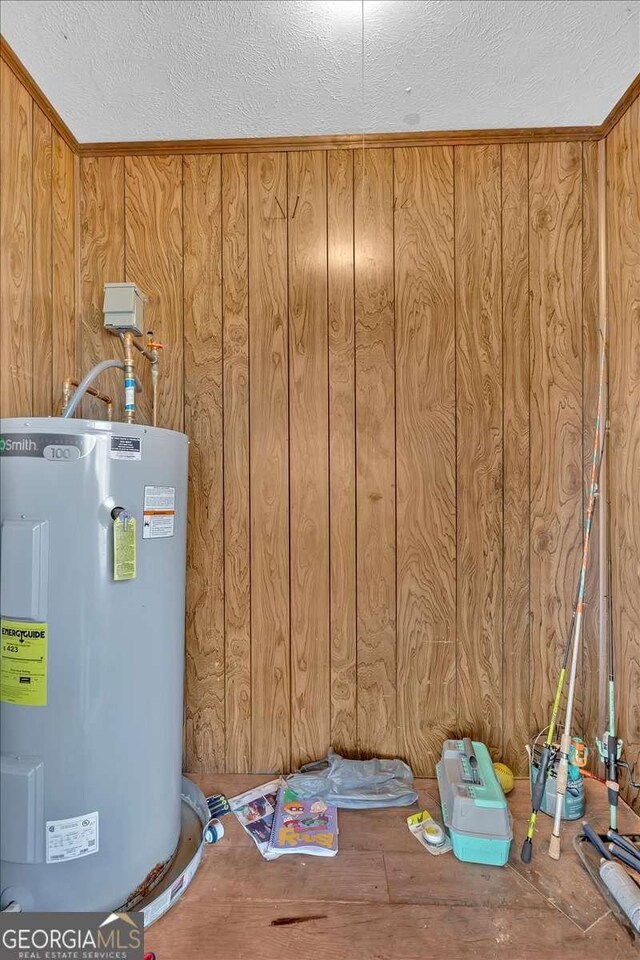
1 0 639 143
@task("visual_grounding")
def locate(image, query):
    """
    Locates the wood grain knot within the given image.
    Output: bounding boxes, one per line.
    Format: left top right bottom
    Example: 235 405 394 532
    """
534 208 552 230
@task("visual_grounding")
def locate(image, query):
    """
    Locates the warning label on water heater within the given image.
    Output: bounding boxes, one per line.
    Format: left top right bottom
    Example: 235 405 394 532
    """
110 435 141 460
46 811 99 863
143 485 176 539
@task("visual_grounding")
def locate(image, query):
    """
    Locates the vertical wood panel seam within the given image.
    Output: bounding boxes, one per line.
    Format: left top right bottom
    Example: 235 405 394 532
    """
325 149 332 740
392 148 398 752
180 158 185 432
526 143 532 745
29 94 34 411
246 153 253 772
123 156 127 280
286 155 292 773
352 149 358 753
580 141 584 731
219 154 227 772
74 153 81 380
579 146 585 738
500 147 505 744
30 99 35 411
180 154 186 760
29 97 33 411
452 146 458 728
181 157 186 754
219 154 225 769
358 1 364 761
499 149 505 759
49 106 54 411
247 153 252 769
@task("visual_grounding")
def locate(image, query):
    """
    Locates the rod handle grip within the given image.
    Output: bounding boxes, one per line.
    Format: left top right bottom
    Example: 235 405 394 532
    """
555 760 568 796
531 747 552 810
521 839 533 863
549 833 561 860
583 822 612 860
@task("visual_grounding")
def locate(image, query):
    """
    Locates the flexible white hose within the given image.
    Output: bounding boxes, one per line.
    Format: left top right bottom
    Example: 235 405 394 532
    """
62 360 125 418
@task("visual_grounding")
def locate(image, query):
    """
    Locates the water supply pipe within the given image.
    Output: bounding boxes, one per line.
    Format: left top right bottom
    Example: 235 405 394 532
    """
62 360 125 418
62 360 141 420
62 378 113 419
119 330 163 426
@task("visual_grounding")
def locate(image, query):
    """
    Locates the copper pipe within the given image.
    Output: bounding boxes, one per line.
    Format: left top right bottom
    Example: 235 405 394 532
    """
146 333 163 428
112 329 163 425
62 377 113 420
130 337 155 362
114 330 154 362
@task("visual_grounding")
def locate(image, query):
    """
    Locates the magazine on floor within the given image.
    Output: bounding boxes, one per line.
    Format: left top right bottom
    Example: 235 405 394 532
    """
228 778 287 860
267 786 338 857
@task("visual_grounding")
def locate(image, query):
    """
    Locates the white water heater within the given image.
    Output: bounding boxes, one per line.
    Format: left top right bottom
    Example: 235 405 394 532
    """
0 417 188 912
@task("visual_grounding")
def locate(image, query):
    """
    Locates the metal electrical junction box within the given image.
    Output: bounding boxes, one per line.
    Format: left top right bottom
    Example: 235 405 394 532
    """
103 282 146 336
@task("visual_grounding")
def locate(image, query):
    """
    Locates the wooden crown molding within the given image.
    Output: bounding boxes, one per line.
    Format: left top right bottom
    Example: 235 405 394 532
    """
1 32 638 158
0 36 79 154
600 71 640 137
80 125 601 157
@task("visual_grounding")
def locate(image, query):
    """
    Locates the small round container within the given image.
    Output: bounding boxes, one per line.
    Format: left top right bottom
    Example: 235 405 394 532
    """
422 821 446 847
204 819 225 844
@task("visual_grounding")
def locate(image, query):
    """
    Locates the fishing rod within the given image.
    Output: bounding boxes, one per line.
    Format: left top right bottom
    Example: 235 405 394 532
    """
520 343 607 866
596 386 620 831
521 337 607 865
592 138 640 823
520 540 591 863
548 335 608 860
595 417 640 821
594 135 619 835
520 607 578 862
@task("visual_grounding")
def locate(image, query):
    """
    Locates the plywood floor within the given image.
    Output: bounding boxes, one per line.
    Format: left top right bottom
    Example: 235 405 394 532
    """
145 776 640 960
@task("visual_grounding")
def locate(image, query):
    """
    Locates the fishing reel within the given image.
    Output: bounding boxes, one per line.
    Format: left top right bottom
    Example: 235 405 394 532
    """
570 737 589 769
596 731 622 766
595 732 640 791
529 730 588 776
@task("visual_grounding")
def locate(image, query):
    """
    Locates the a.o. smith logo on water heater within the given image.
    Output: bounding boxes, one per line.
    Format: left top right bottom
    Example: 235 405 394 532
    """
0 434 94 459
0 436 37 452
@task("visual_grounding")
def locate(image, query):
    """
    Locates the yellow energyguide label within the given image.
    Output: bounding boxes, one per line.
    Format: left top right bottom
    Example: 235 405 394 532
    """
1 618 48 706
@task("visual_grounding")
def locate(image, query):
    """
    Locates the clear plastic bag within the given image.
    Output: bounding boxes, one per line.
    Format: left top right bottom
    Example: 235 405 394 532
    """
287 749 418 809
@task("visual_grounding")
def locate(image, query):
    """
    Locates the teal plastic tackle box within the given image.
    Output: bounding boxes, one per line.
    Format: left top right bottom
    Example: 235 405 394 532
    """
436 739 513 866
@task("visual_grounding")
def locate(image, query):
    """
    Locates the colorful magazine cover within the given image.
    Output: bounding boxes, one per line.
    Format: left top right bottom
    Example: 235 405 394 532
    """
229 778 285 860
267 786 338 857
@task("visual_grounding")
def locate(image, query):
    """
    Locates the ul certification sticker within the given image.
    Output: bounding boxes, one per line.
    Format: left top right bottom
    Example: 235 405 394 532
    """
0 618 48 706
46 811 99 863
143 485 176 539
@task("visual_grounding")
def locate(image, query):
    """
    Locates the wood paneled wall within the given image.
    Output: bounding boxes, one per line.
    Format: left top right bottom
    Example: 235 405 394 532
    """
608 96 640 813
0 61 78 418
76 141 601 779
3 52 637 798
